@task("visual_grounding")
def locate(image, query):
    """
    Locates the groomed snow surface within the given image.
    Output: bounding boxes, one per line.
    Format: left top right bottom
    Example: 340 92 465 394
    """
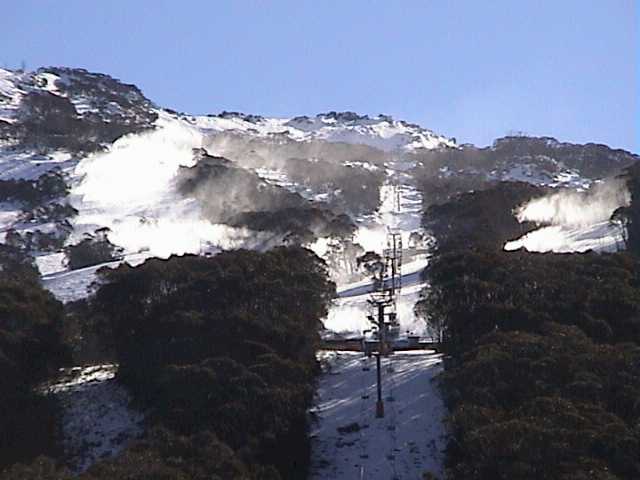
310 351 446 480
44 365 144 473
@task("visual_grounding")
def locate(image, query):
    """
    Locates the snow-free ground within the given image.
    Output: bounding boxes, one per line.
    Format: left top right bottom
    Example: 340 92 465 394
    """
310 350 446 480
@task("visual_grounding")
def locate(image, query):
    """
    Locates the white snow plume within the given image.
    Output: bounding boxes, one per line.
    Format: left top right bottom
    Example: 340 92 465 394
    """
505 178 630 253
514 178 630 227
351 181 424 256
504 221 626 254
326 258 430 335
72 111 201 211
70 112 276 258
353 223 388 253
308 236 331 258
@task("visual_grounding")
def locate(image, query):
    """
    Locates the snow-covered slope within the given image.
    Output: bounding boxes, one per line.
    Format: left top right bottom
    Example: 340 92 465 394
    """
504 177 630 253
0 69 447 311
504 220 626 253
67 111 278 257
0 65 636 311
190 111 455 152
44 364 144 473
310 351 446 479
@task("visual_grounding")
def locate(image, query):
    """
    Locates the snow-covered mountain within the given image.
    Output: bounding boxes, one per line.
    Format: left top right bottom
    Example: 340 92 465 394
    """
0 67 452 268
189 110 456 152
0 66 637 311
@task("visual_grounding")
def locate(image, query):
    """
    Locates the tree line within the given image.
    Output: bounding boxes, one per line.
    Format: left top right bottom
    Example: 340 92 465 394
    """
1 246 335 479
417 178 640 479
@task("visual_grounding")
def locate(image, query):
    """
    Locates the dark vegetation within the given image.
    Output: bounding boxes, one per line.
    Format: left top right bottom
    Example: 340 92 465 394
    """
4 226 70 253
206 130 389 171
423 181 546 252
0 245 69 470
0 170 68 206
4 68 157 153
229 208 355 244
411 136 639 208
0 170 76 252
418 179 640 478
42 67 157 129
85 247 333 479
205 132 387 215
176 149 357 241
615 163 640 256
64 228 123 270
2 247 334 479
416 173 495 210
16 90 150 153
413 136 638 181
283 157 385 216
176 150 307 219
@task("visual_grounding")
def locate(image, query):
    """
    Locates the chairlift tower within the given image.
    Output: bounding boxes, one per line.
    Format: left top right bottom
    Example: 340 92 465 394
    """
366 230 403 418
393 182 402 213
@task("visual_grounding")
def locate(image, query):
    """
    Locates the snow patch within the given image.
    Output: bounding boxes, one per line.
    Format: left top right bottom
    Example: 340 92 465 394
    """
45 364 144 473
41 253 150 303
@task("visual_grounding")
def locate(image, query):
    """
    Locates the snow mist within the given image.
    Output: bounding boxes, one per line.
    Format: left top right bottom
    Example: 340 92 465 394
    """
70 112 277 258
505 178 630 253
515 178 630 227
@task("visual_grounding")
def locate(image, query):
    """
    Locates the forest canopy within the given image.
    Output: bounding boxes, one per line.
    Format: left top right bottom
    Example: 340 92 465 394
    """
418 180 640 479
81 246 333 479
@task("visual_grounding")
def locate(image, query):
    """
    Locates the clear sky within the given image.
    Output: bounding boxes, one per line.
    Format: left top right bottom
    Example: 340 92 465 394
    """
1 1 638 152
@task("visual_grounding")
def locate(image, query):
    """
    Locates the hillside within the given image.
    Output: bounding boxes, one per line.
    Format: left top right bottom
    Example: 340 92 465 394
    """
1 66 637 285
0 65 638 479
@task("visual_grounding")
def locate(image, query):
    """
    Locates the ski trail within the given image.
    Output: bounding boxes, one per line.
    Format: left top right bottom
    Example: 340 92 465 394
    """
310 350 446 480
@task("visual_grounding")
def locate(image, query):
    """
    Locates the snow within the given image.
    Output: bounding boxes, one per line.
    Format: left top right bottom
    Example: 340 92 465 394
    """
34 71 61 94
191 113 455 152
349 167 425 261
485 161 593 190
44 364 144 473
326 258 429 336
72 111 201 210
68 111 277 259
376 182 423 233
344 161 379 172
327 282 427 336
254 167 319 201
0 149 76 180
35 251 67 276
337 257 428 299
310 350 446 480
504 220 626 253
41 253 150 303
504 177 629 254
0 68 25 124
0 202 21 231
326 158 431 335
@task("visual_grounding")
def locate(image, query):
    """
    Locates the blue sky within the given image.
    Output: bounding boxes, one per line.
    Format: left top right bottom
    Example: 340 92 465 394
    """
1 1 637 151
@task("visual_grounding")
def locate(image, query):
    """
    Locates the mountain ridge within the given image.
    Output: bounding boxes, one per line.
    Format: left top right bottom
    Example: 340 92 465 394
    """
0 65 637 292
